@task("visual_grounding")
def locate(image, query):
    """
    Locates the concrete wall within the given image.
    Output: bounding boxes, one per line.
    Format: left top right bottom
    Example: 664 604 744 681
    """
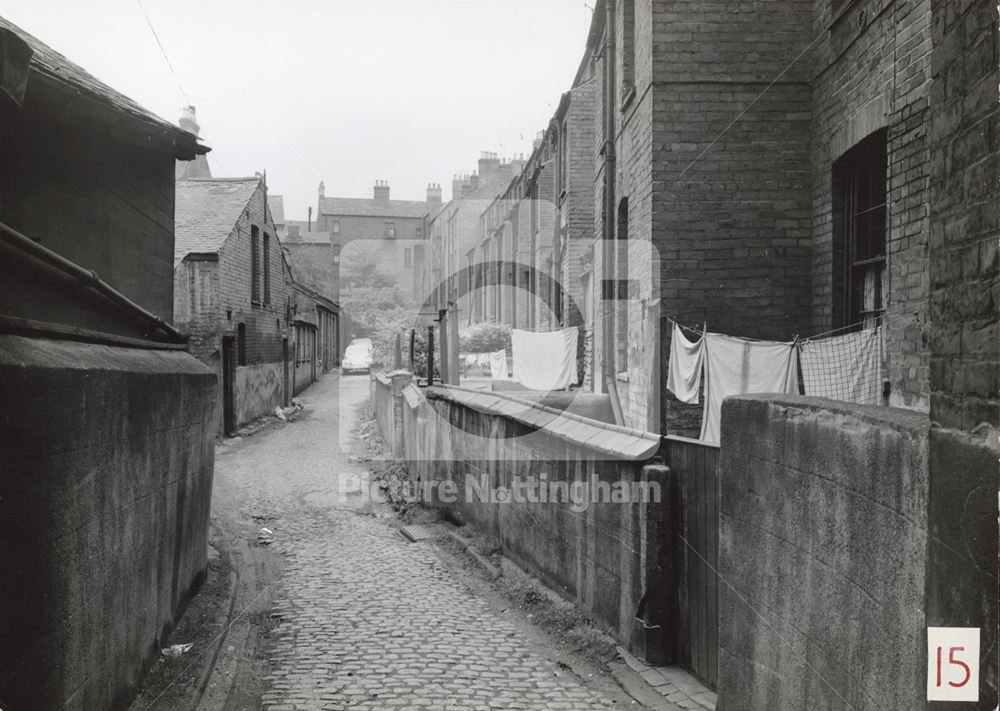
236 361 284 424
717 394 929 711
375 377 671 660
0 335 216 711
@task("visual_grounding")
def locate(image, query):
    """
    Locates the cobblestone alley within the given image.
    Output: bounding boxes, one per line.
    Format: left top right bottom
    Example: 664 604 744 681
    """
203 373 644 711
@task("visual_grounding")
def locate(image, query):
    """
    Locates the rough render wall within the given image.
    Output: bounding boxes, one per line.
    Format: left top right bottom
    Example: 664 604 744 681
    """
399 388 665 661
717 395 929 711
236 362 285 425
0 336 216 711
810 0 933 411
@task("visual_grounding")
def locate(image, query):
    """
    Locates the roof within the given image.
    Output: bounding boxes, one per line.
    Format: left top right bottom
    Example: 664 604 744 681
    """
319 196 428 219
174 178 262 266
268 195 286 225
0 16 207 158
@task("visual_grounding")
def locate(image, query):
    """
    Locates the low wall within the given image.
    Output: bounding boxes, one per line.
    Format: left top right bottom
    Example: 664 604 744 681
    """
0 334 217 711
376 375 673 660
236 361 283 426
717 394 930 711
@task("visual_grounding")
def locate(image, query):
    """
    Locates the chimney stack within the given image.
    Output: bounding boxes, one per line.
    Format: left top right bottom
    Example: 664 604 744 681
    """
478 151 500 181
373 179 390 205
179 106 200 136
426 183 442 208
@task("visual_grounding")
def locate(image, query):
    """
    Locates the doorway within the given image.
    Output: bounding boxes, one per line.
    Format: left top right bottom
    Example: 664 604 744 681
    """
222 336 236 436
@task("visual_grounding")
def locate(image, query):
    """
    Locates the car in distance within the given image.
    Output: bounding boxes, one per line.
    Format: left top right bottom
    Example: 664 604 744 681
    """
341 339 374 374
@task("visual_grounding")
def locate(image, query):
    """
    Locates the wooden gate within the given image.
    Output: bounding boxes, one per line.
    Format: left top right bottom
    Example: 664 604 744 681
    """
665 435 720 690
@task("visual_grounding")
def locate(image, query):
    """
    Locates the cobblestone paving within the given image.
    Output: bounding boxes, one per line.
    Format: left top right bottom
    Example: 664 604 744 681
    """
218 375 625 710
261 510 617 710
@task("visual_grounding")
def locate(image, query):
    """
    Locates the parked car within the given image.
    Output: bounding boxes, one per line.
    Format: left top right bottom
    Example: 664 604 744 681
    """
341 339 374 374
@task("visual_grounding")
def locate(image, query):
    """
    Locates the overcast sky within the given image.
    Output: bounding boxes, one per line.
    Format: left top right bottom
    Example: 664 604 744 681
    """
3 0 594 219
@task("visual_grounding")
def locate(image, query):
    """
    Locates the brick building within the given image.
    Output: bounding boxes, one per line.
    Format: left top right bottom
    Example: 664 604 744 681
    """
317 179 433 297
173 176 295 435
458 0 941 437
0 16 216 709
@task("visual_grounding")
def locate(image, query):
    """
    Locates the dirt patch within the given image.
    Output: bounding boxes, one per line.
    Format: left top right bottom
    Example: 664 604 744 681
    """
127 531 235 711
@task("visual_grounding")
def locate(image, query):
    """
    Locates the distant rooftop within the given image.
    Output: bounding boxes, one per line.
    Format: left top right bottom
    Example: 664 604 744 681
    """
174 177 262 265
0 15 207 159
319 196 428 219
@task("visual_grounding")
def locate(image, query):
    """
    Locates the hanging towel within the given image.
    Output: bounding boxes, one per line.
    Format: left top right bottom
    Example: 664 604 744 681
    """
700 334 799 445
799 327 881 405
665 322 704 404
511 328 579 390
489 349 508 380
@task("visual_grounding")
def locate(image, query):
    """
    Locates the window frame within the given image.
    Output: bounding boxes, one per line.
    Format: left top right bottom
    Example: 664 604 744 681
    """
832 130 888 330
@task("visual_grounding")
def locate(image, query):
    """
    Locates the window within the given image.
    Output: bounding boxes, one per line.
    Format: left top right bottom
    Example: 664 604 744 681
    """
385 221 396 238
330 219 340 234
251 226 260 304
833 130 887 330
237 323 247 366
332 243 341 264
621 0 636 97
404 247 412 268
263 233 271 304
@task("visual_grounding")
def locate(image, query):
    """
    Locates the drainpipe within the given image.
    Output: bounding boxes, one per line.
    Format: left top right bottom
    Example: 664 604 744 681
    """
601 0 617 393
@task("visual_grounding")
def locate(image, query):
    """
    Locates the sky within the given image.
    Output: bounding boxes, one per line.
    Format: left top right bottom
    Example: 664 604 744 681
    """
3 0 595 219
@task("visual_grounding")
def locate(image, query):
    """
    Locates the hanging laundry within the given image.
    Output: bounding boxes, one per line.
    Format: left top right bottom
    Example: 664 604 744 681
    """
700 334 799 445
665 321 704 404
511 328 579 391
799 327 881 405
489 349 508 380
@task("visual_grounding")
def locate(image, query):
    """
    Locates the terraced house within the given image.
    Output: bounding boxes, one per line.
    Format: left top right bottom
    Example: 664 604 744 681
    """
173 175 293 435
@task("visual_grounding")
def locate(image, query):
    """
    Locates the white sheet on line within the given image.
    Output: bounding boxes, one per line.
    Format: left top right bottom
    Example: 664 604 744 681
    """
511 328 578 391
665 321 704 404
700 334 799 445
799 327 881 405
489 349 508 380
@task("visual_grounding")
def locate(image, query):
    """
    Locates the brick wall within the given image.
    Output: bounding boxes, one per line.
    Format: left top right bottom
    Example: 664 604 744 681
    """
647 0 814 434
927 0 998 431
810 0 933 411
560 79 598 333
217 183 291 367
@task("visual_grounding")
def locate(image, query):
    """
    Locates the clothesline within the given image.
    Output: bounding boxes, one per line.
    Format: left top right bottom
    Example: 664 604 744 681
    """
663 298 930 345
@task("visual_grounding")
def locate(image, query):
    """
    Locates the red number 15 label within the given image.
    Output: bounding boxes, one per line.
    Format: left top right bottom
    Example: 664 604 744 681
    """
927 627 980 702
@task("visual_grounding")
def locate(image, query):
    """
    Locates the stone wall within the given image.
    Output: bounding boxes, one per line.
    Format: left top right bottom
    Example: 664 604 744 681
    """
717 394 929 710
0 335 216 711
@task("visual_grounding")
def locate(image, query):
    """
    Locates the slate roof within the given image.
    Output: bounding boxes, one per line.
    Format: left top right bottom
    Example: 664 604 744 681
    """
174 178 262 266
0 15 206 157
319 196 428 219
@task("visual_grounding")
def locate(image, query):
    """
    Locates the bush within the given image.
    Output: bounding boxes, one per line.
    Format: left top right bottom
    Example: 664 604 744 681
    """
459 322 511 354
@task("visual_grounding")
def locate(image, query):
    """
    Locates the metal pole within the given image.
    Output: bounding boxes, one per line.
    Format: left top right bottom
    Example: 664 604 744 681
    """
438 308 449 384
409 328 416 372
427 325 434 385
